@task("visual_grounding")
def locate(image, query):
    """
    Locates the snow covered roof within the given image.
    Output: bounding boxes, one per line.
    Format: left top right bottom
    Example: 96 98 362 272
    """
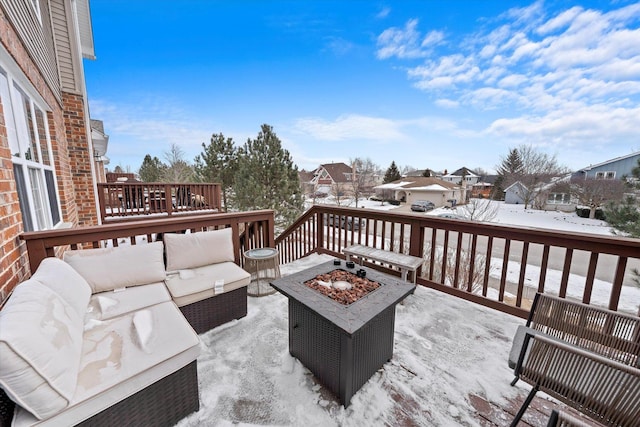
374 177 458 191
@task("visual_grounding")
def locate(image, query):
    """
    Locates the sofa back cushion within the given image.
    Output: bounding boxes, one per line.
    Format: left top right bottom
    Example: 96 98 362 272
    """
164 228 235 272
0 280 84 420
64 241 166 293
31 257 92 318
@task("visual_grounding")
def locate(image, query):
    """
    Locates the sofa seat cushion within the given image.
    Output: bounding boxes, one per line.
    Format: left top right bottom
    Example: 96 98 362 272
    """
11 301 200 427
164 228 235 272
86 283 172 321
0 281 84 420
165 262 250 307
64 242 166 293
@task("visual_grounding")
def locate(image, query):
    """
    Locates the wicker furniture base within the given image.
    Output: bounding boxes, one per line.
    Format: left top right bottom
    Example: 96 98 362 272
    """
289 298 396 407
271 261 414 407
0 361 199 427
179 286 248 334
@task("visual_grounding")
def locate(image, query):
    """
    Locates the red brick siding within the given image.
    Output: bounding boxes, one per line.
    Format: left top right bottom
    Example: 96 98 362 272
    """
0 8 95 304
63 92 97 227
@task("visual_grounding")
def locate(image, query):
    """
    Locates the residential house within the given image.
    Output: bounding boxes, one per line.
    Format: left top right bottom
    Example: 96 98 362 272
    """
0 0 103 301
573 151 640 181
504 181 527 205
374 177 463 208
441 167 481 185
403 168 440 178
470 175 498 198
310 162 355 196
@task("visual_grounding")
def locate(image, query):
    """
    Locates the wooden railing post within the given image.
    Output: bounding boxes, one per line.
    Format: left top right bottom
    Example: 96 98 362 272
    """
165 184 173 216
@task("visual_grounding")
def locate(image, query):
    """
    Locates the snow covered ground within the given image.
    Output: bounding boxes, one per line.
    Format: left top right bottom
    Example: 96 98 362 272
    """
173 200 638 426
178 254 527 427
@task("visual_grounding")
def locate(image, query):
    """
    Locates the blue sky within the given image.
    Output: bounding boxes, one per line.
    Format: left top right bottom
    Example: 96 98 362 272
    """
84 0 640 175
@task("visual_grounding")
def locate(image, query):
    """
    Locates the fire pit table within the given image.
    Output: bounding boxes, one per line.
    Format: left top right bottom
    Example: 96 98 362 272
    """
270 261 415 407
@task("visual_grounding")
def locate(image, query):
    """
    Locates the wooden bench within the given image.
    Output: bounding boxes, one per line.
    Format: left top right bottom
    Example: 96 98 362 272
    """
509 293 640 427
343 245 423 284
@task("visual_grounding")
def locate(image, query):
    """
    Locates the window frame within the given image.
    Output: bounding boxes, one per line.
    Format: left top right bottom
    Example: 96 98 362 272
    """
0 65 61 232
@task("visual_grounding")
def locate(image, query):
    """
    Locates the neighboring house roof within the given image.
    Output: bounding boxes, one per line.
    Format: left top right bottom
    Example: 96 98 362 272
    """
576 151 640 172
477 175 499 185
447 167 479 178
404 168 440 177
298 170 314 183
503 181 527 192
314 162 353 183
375 177 459 191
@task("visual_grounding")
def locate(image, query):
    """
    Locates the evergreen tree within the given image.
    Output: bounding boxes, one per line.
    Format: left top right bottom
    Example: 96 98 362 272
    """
194 133 238 211
496 148 524 186
383 161 401 183
604 196 640 238
233 124 304 228
138 154 166 182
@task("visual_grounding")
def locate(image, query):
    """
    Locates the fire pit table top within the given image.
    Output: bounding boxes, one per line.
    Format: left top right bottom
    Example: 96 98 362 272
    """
270 261 415 336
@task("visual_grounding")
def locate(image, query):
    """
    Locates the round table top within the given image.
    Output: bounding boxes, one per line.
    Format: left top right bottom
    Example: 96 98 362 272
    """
244 247 278 259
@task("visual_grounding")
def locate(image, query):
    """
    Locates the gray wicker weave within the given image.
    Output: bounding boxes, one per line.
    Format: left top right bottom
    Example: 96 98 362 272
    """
179 285 248 334
510 293 640 427
0 361 199 427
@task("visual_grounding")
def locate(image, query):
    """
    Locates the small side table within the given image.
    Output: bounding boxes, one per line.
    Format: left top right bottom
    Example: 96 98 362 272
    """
244 247 280 297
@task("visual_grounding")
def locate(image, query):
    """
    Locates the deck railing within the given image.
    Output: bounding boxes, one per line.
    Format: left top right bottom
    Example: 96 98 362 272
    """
96 182 223 222
21 210 275 274
275 205 640 319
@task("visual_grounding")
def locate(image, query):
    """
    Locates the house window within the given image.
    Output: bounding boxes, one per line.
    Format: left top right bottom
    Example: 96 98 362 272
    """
0 67 60 231
547 193 571 204
595 171 615 179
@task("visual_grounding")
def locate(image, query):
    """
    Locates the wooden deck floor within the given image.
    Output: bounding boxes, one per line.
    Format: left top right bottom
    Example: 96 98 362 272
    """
469 392 603 427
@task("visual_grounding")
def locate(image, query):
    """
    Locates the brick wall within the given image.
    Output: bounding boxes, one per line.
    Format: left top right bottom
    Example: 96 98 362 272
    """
0 8 94 304
63 91 98 227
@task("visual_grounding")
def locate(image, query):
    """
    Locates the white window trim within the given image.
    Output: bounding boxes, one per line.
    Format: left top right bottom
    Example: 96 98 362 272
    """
0 63 62 231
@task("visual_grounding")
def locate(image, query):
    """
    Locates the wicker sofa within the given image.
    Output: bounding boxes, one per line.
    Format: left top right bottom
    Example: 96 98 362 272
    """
0 243 201 426
0 227 252 425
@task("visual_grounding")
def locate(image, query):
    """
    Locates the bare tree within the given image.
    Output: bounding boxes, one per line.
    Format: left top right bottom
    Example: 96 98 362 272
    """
460 198 500 222
163 143 194 182
331 181 350 206
350 157 380 207
563 177 625 218
500 145 568 209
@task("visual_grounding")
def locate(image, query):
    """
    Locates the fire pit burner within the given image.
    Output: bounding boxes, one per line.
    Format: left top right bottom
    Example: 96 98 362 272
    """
304 269 380 305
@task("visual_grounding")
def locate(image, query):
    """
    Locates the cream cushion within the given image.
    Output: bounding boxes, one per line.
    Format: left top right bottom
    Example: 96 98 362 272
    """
165 262 250 307
11 301 201 427
86 283 172 321
64 242 166 293
164 229 234 272
0 280 84 420
31 257 92 318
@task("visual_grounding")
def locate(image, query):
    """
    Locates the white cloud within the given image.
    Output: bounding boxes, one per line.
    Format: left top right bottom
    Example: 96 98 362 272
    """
375 0 640 154
294 114 406 141
486 105 640 144
376 7 391 19
435 99 459 109
376 19 441 59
